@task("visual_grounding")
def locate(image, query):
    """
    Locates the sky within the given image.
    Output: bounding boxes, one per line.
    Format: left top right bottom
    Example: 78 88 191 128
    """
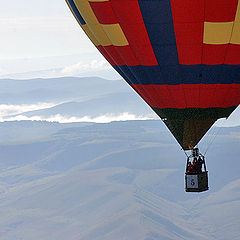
0 0 118 79
0 0 239 126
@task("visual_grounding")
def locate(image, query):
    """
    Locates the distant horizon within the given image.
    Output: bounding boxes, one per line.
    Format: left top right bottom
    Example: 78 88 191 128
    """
0 75 239 127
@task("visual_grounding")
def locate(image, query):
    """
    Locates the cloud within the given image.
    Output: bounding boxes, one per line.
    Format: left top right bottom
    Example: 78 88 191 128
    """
0 104 238 126
0 104 155 123
0 103 58 117
61 60 111 76
0 113 154 124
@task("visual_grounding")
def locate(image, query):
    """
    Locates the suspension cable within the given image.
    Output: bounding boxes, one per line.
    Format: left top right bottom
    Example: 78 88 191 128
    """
182 148 189 158
203 125 223 156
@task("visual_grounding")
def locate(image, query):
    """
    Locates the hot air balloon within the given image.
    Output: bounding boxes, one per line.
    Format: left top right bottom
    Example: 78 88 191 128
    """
66 0 240 192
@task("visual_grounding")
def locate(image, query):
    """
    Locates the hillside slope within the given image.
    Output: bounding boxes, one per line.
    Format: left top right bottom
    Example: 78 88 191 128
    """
0 120 239 240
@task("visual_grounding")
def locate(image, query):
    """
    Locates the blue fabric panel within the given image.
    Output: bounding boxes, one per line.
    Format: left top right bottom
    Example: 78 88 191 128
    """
201 65 222 84
142 65 165 85
117 64 240 85
160 65 181 84
126 65 180 85
138 0 179 63
138 0 172 24
144 23 176 45
115 65 139 85
221 65 240 84
67 0 86 25
128 66 150 84
179 65 203 84
112 66 131 85
152 45 179 65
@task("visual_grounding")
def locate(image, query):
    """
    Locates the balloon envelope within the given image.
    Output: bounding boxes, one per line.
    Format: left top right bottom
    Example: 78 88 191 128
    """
66 0 240 150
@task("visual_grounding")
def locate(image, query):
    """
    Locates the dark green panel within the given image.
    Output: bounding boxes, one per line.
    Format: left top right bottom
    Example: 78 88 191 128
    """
162 118 217 150
163 119 184 149
182 119 216 150
152 106 237 120
151 106 237 150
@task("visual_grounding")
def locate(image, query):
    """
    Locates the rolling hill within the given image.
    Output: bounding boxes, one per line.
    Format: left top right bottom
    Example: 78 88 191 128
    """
0 120 239 240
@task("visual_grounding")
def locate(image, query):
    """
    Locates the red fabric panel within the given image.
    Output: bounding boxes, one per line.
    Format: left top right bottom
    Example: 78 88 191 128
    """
199 84 217 108
148 85 175 108
174 23 203 64
147 86 170 108
115 46 139 66
97 46 117 65
177 44 202 64
225 86 240 106
97 45 140 66
97 45 124 65
174 23 203 44
111 0 142 24
205 0 238 22
171 0 204 22
225 44 240 65
202 44 227 65
131 85 156 106
110 0 158 66
171 2 204 65
169 85 187 108
124 39 158 65
212 85 231 107
183 85 200 108
130 84 240 109
89 1 117 24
